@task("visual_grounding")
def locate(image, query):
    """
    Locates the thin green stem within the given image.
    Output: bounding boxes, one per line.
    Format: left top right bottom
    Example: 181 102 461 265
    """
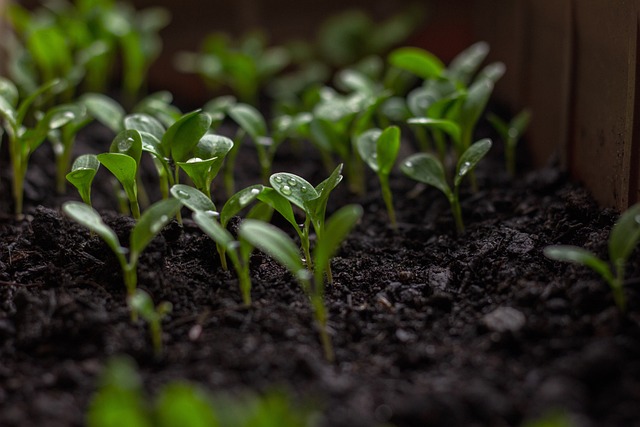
450 190 464 235
379 174 397 229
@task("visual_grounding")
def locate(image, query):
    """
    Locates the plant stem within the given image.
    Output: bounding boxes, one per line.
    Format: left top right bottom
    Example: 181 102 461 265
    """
450 191 464 235
380 175 397 229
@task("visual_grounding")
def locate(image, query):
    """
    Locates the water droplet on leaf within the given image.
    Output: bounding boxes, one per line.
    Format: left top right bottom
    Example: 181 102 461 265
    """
281 185 292 196
459 161 472 176
176 190 190 199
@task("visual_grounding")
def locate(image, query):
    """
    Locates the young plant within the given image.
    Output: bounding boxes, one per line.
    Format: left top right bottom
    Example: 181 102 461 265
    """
401 138 492 234
239 203 362 361
544 203 640 311
62 199 181 301
171 184 268 305
356 126 401 228
268 164 343 278
128 289 172 358
487 109 531 177
0 77 83 216
176 134 233 200
97 129 144 218
66 154 100 207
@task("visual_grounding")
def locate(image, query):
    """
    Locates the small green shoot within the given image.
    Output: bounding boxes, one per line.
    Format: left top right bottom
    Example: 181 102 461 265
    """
269 164 343 278
172 184 267 305
401 138 492 234
544 203 640 311
62 199 181 303
128 289 172 358
176 134 233 199
487 109 531 177
239 203 362 361
356 126 401 228
66 154 100 206
388 46 444 80
97 129 143 218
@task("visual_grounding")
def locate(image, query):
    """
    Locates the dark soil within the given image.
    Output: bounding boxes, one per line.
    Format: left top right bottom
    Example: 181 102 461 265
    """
1 131 640 427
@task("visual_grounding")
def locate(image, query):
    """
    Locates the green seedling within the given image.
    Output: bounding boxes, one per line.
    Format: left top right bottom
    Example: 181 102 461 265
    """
172 184 268 305
239 203 362 362
0 77 82 216
488 109 531 177
388 46 444 81
66 154 100 206
401 138 492 234
176 134 233 199
268 164 343 279
356 126 401 228
97 129 143 218
128 289 172 358
62 199 181 304
544 203 640 311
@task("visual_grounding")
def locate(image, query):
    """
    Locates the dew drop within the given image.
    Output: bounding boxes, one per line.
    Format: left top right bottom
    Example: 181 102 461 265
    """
274 176 283 183
186 157 203 163
250 188 261 195
459 161 472 176
281 185 292 196
405 161 413 168
287 178 297 187
176 189 190 199
300 186 307 193
150 215 169 233
204 210 219 218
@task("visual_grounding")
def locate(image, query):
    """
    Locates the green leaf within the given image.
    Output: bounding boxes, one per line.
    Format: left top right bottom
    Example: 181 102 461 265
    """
0 95 17 130
66 154 100 206
401 153 451 198
544 246 614 284
459 79 494 141
170 184 216 213
130 198 182 258
454 138 492 187
97 153 138 200
191 134 234 179
17 79 65 126
124 114 165 140
313 204 363 283
609 203 640 266
81 93 125 133
227 103 267 141
256 187 299 232
239 220 306 278
388 47 444 80
127 289 156 320
62 202 123 258
477 61 506 84
447 41 490 85
220 185 265 227
355 128 382 173
335 69 377 96
193 210 234 250
376 126 401 176
269 172 318 211
177 158 218 194
110 130 143 165
161 110 212 163
407 117 461 144
308 164 344 222
511 109 532 138
155 383 218 427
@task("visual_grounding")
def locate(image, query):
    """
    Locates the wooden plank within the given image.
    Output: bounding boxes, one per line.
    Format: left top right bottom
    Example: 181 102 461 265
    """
569 0 638 209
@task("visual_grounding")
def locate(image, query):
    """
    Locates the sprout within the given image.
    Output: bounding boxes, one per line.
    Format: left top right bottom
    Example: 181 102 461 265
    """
128 289 172 358
401 138 492 234
97 129 143 218
0 77 79 216
66 154 100 207
62 199 181 307
388 46 445 80
488 109 531 177
176 134 233 199
356 126 401 228
268 164 343 280
172 184 268 305
544 203 640 311
239 203 362 361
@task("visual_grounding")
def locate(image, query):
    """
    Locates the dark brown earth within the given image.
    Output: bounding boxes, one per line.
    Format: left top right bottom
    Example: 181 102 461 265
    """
1 127 640 427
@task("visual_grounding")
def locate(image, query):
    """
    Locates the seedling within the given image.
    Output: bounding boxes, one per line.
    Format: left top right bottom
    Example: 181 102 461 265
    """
97 129 144 218
62 199 181 303
239 203 362 361
128 289 172 358
176 134 233 199
268 164 343 278
171 183 268 305
0 77 83 216
544 203 640 311
356 126 401 228
66 154 100 207
488 109 531 177
401 138 492 234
